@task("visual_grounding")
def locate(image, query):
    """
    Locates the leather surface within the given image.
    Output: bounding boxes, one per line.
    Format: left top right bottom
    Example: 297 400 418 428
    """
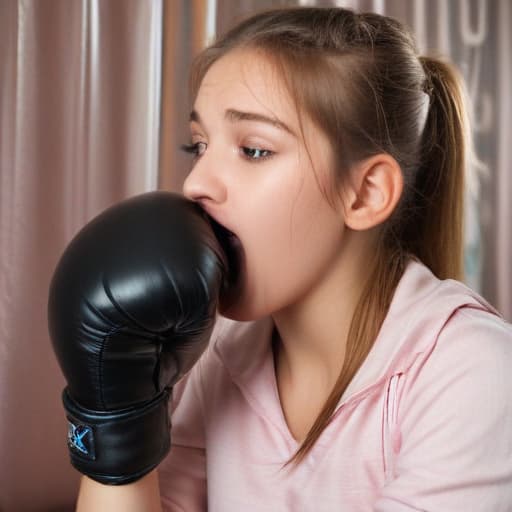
48 191 227 483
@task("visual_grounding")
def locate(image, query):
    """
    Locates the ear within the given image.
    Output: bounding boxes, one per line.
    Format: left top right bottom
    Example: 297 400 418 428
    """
341 154 403 231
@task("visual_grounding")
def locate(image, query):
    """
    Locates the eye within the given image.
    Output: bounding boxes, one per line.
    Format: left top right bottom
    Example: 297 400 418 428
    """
241 146 275 162
180 142 207 158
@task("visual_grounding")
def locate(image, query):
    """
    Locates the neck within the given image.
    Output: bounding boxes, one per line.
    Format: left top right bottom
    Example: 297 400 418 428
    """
271 232 374 390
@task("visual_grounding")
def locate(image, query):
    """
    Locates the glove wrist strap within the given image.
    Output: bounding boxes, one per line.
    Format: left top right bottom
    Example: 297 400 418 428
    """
63 388 171 485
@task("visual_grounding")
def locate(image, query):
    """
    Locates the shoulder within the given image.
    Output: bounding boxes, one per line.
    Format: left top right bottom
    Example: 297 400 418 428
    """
398 301 512 432
438 304 512 357
418 265 512 373
398 263 512 391
377 305 512 509
382 261 507 362
424 304 512 397
385 261 512 428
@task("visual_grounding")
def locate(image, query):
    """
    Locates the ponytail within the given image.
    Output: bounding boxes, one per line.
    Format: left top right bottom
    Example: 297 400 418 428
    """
406 56 468 281
287 57 469 468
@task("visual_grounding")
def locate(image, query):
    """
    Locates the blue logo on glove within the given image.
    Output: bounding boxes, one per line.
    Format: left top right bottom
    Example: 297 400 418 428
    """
67 421 95 460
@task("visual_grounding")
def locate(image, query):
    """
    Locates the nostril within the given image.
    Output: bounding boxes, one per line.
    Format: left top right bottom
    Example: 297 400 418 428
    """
182 167 226 204
182 188 208 204
195 198 209 209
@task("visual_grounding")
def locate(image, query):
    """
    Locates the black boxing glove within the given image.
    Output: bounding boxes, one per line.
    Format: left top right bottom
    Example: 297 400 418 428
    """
48 191 228 485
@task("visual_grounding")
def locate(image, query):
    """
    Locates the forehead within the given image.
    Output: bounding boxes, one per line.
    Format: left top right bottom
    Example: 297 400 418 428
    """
195 49 299 127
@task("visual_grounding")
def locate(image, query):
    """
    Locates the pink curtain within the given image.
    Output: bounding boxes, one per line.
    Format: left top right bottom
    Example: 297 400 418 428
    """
0 0 200 509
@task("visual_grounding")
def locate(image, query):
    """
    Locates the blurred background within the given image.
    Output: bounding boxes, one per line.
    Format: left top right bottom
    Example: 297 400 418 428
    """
0 0 510 509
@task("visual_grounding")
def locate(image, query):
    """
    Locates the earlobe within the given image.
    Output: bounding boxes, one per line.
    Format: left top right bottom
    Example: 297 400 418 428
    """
343 154 403 231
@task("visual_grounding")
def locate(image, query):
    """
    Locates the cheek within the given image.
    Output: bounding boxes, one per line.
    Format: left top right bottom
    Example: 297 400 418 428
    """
222 179 343 321
221 201 293 320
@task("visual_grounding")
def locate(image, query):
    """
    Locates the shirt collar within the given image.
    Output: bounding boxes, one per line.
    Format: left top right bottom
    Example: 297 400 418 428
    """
212 260 500 408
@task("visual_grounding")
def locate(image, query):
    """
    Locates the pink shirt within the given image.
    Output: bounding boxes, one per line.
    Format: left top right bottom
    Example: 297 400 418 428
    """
158 261 512 511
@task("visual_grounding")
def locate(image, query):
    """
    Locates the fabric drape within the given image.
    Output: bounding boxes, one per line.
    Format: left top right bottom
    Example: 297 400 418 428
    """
0 0 169 509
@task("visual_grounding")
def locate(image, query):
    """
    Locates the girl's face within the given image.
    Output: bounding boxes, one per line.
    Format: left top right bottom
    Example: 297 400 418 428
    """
183 49 348 321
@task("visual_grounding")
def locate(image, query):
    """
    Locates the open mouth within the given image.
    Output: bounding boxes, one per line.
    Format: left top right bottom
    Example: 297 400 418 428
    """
205 214 244 304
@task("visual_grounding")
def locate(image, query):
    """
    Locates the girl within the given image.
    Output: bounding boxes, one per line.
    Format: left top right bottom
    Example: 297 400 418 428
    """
77 6 512 511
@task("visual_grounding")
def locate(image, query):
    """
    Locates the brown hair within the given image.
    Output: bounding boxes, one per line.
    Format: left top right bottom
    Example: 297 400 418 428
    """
187 7 467 467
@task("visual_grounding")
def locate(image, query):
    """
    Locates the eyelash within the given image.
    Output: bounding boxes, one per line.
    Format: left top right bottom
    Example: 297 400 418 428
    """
180 142 275 163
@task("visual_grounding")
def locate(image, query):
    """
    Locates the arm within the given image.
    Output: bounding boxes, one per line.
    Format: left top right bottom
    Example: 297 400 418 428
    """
77 471 162 512
76 351 209 512
374 308 512 511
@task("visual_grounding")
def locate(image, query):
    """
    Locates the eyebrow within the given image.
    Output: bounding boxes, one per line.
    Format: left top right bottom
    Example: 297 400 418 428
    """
189 108 296 136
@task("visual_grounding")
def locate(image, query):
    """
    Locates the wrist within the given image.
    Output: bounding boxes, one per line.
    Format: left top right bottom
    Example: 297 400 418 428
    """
63 388 171 485
77 470 163 511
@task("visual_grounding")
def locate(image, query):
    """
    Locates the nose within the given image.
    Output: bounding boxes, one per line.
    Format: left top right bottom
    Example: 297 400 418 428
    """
182 156 227 204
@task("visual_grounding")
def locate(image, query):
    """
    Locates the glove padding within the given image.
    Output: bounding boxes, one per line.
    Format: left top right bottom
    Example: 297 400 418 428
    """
48 191 228 484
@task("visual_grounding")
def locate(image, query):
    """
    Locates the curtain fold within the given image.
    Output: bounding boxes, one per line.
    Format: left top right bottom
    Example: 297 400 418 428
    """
496 0 511 321
158 0 208 192
0 1 165 509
